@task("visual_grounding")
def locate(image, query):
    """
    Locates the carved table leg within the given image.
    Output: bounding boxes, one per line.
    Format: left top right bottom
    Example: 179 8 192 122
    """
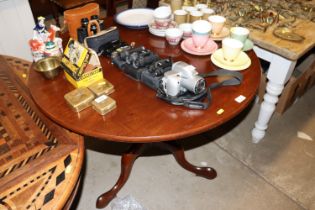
251 46 297 143
96 143 145 209
252 81 284 142
157 141 217 179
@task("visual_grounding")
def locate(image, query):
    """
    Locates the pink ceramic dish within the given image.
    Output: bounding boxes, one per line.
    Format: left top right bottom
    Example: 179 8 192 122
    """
181 38 218 56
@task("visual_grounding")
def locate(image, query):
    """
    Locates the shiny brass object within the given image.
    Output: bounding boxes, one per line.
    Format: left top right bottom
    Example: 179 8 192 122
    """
273 27 305 42
183 0 193 6
34 56 61 79
92 95 116 115
64 87 95 112
206 0 211 8
88 78 114 96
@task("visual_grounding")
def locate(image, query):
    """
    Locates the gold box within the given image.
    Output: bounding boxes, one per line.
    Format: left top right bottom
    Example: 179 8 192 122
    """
92 95 116 115
64 87 95 112
88 78 115 96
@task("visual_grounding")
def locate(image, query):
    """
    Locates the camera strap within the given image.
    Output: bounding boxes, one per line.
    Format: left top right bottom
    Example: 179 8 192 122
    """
156 69 243 109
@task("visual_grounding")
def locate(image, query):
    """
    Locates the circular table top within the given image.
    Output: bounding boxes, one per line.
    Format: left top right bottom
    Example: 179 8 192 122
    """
28 21 261 143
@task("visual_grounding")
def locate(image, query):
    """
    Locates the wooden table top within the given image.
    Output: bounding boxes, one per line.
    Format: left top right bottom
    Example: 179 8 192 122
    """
249 19 315 60
28 19 261 143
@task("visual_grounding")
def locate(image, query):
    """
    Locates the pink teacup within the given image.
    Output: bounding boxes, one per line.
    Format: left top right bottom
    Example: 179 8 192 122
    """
153 6 172 28
155 17 172 28
191 20 212 49
179 23 192 39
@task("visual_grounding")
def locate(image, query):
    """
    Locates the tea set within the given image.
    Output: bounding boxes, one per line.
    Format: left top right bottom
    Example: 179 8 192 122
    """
149 5 254 71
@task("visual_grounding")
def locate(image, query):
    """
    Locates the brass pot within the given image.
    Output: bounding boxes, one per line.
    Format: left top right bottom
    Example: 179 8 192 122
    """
34 56 61 79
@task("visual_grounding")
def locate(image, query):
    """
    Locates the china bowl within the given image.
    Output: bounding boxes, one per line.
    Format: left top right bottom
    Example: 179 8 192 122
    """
34 56 61 79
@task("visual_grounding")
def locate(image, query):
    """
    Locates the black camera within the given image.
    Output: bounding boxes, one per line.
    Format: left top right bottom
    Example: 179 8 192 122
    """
99 39 129 57
141 58 172 90
111 46 173 89
111 46 159 80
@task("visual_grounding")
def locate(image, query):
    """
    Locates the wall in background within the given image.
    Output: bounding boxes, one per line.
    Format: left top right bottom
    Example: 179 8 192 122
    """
0 0 34 61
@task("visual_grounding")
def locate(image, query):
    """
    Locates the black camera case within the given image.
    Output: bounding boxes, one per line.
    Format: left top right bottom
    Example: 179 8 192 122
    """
141 58 172 90
84 27 120 54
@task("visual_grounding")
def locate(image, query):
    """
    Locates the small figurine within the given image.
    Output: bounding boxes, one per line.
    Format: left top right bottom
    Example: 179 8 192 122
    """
29 16 63 61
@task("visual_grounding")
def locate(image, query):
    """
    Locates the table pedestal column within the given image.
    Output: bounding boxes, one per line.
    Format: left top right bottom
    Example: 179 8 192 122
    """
96 141 217 209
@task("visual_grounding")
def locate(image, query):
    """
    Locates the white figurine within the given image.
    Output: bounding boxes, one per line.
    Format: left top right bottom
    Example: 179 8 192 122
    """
29 16 63 61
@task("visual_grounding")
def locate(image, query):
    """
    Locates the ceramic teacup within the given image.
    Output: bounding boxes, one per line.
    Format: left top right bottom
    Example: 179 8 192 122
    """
174 9 187 25
179 23 192 39
222 38 244 62
190 10 203 23
230 26 250 44
165 28 183 46
192 20 212 49
195 3 208 11
153 6 172 27
208 15 226 36
183 6 197 22
201 8 215 20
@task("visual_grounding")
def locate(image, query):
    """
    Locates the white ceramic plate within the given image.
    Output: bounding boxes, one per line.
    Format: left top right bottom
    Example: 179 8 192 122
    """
115 8 154 29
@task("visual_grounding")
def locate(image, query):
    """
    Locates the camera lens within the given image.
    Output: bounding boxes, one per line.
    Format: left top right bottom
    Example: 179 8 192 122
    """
81 18 89 27
194 79 206 94
91 15 99 20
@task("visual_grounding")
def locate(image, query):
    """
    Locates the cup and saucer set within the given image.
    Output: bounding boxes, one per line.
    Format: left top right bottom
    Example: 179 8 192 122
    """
208 15 230 41
180 20 218 56
149 6 177 37
211 36 252 71
208 16 254 51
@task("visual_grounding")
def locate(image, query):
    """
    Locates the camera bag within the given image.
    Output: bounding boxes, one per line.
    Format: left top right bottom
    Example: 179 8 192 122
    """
156 69 243 109
64 3 99 40
84 26 120 55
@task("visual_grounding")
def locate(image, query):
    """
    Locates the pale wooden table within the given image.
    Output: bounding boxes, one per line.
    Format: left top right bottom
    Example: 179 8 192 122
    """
249 19 315 142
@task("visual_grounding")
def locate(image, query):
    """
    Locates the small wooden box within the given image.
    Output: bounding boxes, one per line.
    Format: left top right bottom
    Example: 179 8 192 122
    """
64 87 95 112
92 95 116 115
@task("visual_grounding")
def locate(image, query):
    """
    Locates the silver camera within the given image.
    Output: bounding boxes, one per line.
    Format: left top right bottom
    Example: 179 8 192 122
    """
161 61 205 97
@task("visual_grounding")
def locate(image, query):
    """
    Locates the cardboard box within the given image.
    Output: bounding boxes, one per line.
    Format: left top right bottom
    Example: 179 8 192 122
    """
61 39 104 88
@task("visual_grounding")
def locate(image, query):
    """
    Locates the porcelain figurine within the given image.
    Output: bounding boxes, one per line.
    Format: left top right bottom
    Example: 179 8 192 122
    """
29 16 63 61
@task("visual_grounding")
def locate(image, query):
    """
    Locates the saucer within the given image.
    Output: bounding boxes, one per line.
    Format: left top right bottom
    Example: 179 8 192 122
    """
210 48 251 71
243 39 254 51
181 38 218 56
149 21 177 37
210 27 230 41
149 28 166 37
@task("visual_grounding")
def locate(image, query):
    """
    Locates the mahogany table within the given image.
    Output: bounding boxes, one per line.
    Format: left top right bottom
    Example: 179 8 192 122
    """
28 19 261 208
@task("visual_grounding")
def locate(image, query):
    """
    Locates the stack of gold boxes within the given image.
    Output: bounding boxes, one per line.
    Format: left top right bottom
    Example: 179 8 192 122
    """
64 73 116 115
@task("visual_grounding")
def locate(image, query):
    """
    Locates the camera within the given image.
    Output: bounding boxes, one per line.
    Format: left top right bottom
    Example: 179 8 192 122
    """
99 39 128 57
141 58 172 90
111 46 159 80
161 61 205 97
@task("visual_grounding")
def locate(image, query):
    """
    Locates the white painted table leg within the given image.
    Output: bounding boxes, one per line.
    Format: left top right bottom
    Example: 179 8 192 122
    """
251 46 297 143
252 82 284 143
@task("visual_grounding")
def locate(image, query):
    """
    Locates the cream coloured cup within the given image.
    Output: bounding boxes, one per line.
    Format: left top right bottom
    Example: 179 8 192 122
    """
222 38 244 62
208 15 226 36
